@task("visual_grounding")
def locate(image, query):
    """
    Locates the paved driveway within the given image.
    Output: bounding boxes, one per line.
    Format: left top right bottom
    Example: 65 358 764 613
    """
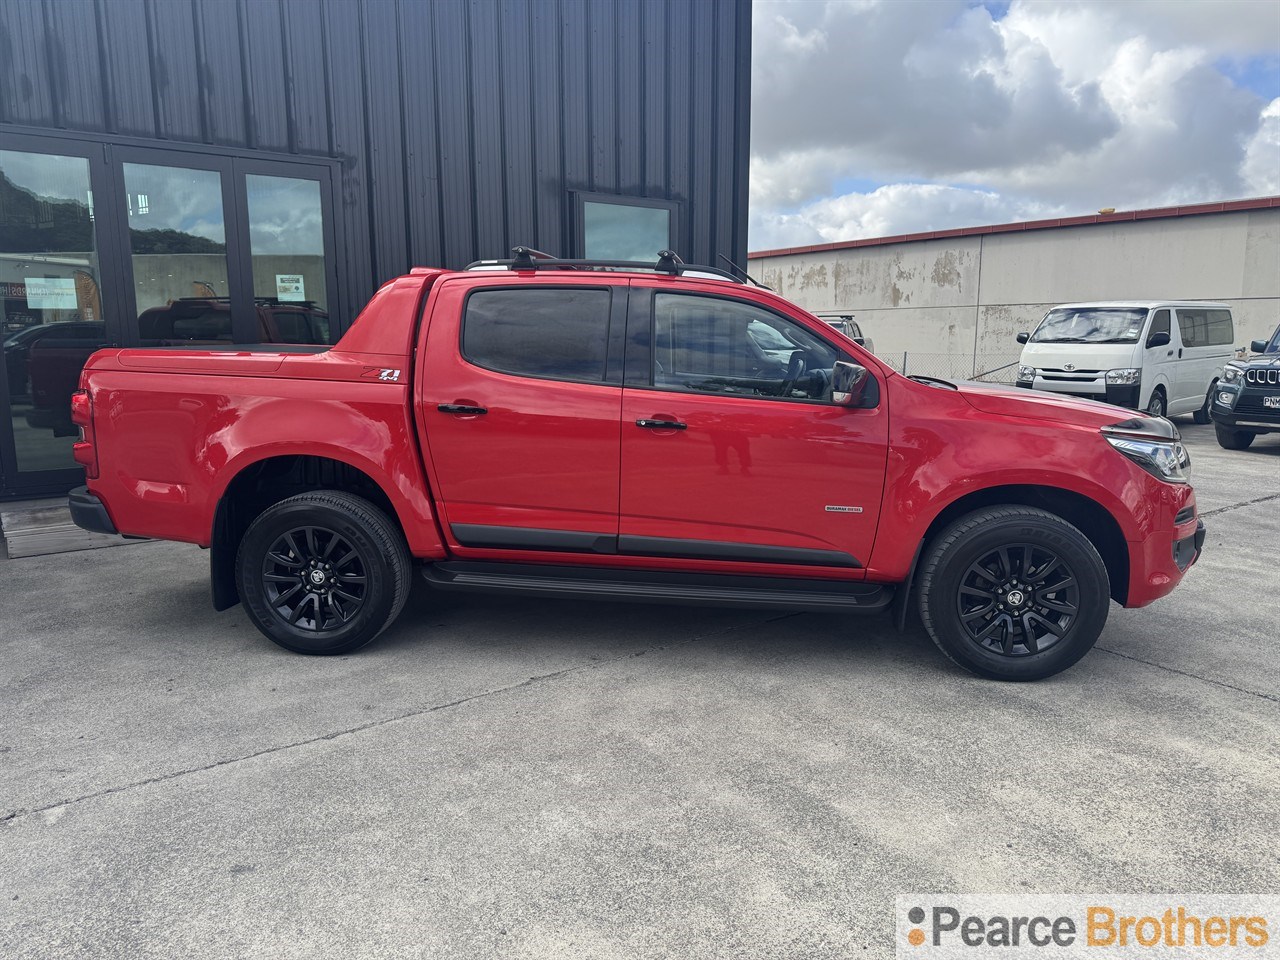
2 422 1277 958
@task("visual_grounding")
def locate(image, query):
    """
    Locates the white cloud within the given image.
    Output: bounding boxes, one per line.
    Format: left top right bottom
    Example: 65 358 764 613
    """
749 0 1279 250
1243 98 1280 195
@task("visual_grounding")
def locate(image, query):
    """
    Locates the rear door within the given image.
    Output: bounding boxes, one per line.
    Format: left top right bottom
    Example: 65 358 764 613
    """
417 275 625 554
618 284 889 574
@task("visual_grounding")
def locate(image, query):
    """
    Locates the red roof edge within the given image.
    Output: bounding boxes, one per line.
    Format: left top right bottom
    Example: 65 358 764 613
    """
746 195 1280 260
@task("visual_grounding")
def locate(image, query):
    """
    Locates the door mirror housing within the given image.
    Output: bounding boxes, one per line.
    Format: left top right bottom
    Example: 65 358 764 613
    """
1016 332 1029 344
1250 339 1267 353
1146 330 1171 349
832 360 870 406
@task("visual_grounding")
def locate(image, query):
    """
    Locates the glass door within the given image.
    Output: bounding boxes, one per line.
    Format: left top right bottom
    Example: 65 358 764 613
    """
0 138 124 497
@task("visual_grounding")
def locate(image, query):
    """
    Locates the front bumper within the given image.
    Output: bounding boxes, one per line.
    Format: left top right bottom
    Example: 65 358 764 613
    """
1172 518 1206 573
69 486 118 535
1211 386 1280 434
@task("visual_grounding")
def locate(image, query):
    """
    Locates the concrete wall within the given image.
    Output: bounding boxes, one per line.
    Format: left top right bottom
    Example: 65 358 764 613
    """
750 208 1280 377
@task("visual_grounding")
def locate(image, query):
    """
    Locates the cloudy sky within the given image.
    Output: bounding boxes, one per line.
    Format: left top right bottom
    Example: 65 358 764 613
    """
748 0 1280 250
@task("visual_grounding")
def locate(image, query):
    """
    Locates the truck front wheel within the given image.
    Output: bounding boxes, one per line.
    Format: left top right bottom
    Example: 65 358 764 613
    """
236 491 411 655
916 506 1110 681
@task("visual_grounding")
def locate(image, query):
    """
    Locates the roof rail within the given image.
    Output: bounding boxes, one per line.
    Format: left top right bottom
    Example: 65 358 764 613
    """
464 247 748 284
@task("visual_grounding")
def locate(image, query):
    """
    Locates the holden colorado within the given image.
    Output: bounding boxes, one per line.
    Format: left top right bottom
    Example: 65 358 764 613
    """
69 251 1206 681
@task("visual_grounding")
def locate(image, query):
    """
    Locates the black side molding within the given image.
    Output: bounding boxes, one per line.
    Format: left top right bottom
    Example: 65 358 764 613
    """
423 561 892 613
68 486 118 535
618 534 859 568
451 523 617 554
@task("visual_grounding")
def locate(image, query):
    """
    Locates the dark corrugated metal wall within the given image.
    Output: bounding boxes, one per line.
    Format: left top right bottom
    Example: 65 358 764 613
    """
0 0 752 323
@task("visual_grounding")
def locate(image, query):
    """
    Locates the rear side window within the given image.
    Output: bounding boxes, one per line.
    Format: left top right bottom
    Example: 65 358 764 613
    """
462 287 611 383
1176 308 1233 347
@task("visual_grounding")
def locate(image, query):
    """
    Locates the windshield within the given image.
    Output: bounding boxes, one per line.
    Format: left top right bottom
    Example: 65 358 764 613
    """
1266 326 1280 354
1029 308 1148 344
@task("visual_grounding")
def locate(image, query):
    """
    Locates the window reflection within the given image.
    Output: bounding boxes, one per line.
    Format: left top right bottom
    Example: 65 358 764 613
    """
247 174 330 344
0 150 103 470
124 163 234 346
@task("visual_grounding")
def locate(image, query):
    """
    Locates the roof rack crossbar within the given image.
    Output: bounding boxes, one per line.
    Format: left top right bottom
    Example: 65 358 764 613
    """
463 247 746 283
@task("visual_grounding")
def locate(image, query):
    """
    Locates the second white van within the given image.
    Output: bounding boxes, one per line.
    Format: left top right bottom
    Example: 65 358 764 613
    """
1015 301 1235 420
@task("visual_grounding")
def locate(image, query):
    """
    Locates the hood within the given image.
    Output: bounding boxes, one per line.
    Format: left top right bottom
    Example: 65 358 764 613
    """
1233 354 1280 369
956 380 1134 428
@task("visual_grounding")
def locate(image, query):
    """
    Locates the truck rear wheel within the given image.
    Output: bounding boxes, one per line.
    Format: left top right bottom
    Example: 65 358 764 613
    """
916 506 1110 681
236 491 411 655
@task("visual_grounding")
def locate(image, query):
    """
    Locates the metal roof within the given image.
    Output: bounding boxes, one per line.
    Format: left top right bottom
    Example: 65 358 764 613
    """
747 195 1280 260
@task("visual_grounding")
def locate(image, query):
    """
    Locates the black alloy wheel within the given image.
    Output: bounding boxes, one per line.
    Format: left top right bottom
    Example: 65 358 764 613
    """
956 544 1078 657
917 506 1110 681
262 526 369 631
237 491 411 655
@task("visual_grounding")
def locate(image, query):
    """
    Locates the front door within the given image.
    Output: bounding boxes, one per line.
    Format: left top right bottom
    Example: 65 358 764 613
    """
618 286 889 573
417 276 626 554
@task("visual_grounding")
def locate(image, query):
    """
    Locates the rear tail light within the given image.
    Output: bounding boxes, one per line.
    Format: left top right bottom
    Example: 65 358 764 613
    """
71 389 99 479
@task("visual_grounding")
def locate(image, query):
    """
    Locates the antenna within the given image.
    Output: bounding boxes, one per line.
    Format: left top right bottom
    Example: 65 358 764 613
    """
717 254 771 289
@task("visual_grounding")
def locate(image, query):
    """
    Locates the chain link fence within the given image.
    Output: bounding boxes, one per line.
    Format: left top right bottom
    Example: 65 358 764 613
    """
879 351 1024 384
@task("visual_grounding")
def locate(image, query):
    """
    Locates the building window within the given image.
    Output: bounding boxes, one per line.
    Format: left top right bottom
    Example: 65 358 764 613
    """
577 193 678 262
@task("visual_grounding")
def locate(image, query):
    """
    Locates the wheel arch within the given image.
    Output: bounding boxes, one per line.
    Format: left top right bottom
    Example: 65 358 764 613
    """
210 453 439 611
912 484 1130 606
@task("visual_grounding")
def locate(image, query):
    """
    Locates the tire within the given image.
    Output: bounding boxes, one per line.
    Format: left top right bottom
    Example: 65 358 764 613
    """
236 491 412 655
1192 380 1216 424
1214 423 1256 450
916 506 1110 681
1145 387 1166 418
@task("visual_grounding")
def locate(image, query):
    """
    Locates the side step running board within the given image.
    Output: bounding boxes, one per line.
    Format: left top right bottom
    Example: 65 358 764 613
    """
421 561 894 613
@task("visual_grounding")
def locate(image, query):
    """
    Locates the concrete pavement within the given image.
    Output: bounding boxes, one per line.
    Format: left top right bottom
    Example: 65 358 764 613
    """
1 422 1277 958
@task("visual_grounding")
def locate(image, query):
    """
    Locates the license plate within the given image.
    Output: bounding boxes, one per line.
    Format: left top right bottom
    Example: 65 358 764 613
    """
1265 396 1280 409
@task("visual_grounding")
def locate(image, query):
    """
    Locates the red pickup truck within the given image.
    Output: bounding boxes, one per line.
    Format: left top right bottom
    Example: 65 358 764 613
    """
68 251 1205 680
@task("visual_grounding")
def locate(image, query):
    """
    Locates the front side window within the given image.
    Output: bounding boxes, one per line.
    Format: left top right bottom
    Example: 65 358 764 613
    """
462 287 611 383
652 293 838 402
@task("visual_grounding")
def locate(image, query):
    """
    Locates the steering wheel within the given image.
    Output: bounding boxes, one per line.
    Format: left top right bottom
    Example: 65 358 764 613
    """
779 351 808 397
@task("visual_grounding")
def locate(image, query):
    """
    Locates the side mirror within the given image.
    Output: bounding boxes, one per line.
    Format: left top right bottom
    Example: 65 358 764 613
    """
1146 331 1171 349
1016 332 1030 344
832 360 870 406
1250 340 1267 353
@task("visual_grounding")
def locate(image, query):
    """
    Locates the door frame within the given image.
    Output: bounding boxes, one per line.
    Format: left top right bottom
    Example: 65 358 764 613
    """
0 132 128 498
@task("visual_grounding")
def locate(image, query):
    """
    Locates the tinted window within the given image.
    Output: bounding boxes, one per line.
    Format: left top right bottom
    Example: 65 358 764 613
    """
463 287 611 382
653 293 838 402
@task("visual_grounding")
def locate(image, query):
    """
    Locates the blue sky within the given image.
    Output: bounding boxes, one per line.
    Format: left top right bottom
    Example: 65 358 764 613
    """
749 0 1280 249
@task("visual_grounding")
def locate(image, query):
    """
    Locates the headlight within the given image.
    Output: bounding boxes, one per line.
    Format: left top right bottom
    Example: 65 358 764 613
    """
1017 365 1036 383
1104 435 1191 483
1105 368 1141 384
1221 366 1243 384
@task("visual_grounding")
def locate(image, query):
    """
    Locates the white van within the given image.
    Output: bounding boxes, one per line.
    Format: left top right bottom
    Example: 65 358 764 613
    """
1015 301 1235 420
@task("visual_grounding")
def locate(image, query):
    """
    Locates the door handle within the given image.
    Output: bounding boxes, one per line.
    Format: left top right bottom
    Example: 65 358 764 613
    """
438 403 487 415
636 418 687 430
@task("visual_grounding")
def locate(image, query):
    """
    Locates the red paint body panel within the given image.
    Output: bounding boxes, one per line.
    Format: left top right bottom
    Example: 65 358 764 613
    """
76 265 1200 612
